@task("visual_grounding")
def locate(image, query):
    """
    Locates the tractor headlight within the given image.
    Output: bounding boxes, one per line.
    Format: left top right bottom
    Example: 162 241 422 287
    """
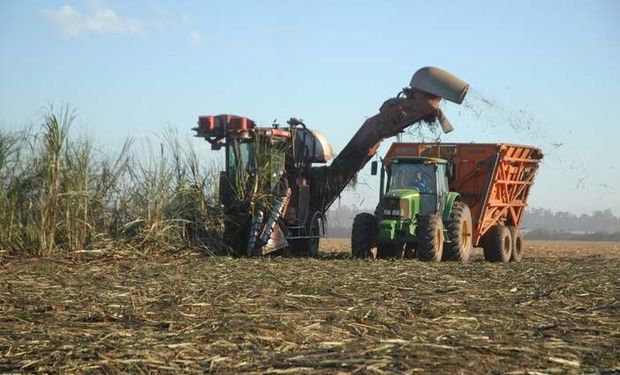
383 208 403 217
383 199 401 219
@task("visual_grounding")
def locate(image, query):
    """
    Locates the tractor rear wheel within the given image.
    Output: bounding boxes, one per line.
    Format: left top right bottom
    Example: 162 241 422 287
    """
351 213 377 259
508 226 524 262
416 214 444 262
443 201 473 262
482 225 512 262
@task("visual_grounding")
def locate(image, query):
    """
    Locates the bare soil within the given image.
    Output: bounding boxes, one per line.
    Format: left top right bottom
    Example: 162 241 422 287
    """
1 240 618 374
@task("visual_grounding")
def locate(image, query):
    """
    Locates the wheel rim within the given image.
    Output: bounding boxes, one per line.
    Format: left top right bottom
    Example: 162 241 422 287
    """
461 219 471 246
503 235 511 256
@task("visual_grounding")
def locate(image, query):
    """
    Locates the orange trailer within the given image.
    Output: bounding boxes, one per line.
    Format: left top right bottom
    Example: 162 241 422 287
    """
383 143 544 246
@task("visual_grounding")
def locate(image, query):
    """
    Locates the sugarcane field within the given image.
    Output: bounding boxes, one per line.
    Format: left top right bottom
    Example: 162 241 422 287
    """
1 241 618 373
1 1 619 374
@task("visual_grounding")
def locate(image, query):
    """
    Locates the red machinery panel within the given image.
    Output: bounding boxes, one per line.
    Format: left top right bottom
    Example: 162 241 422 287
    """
196 114 255 137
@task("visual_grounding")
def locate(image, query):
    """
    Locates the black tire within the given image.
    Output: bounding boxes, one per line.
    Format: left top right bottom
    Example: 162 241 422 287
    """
443 202 473 262
403 243 416 259
416 214 444 262
377 242 404 259
351 213 377 259
508 226 524 262
482 225 512 262
307 214 321 258
291 212 322 257
289 240 308 257
222 217 248 256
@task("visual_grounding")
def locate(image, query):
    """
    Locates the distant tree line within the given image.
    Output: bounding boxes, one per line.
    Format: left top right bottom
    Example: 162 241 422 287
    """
325 205 620 241
525 229 620 241
521 208 619 233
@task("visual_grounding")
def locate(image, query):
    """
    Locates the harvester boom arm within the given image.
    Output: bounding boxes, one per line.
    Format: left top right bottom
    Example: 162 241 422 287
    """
310 66 469 213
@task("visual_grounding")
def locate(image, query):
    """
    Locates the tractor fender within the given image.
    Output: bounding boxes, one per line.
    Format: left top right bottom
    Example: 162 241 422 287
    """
442 192 461 222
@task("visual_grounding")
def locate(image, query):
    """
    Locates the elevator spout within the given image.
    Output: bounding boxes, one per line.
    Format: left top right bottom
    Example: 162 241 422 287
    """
308 66 470 214
410 66 469 104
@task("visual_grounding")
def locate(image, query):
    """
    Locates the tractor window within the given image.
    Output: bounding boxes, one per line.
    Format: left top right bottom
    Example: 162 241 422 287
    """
436 164 448 195
387 162 437 194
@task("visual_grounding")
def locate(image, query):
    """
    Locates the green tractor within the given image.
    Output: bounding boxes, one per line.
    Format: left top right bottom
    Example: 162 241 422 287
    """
352 156 473 261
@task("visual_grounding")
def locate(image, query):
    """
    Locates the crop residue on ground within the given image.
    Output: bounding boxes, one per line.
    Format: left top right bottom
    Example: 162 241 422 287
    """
1 240 618 374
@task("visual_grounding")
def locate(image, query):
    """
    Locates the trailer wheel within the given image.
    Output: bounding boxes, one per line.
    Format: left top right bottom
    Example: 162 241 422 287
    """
508 226 524 262
352 213 377 259
443 202 473 262
416 214 444 262
482 225 512 262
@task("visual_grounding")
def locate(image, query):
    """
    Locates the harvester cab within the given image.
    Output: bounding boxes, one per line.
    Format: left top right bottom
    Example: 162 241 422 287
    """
193 114 334 256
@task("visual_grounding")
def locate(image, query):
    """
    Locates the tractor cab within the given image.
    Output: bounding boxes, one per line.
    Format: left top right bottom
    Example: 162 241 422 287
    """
376 157 450 219
369 154 464 259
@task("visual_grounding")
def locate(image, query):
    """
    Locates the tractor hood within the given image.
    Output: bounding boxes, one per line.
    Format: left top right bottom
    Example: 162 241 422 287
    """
385 188 420 200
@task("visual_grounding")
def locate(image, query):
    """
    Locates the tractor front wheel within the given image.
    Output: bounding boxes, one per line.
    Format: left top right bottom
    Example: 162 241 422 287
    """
351 213 377 259
482 225 512 262
416 214 444 262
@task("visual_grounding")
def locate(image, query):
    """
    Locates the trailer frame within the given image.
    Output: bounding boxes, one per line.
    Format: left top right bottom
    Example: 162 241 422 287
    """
383 142 543 246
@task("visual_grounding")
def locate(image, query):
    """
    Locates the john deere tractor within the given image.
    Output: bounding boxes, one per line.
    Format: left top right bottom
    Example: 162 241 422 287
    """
352 155 473 261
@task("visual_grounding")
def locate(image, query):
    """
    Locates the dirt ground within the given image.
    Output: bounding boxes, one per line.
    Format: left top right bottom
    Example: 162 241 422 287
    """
1 240 618 374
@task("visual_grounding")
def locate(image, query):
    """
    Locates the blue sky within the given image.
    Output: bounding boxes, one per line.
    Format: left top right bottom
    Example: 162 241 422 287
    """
1 0 619 214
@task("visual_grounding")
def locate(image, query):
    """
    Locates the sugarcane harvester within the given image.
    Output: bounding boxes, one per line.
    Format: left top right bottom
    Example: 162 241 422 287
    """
193 67 470 256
